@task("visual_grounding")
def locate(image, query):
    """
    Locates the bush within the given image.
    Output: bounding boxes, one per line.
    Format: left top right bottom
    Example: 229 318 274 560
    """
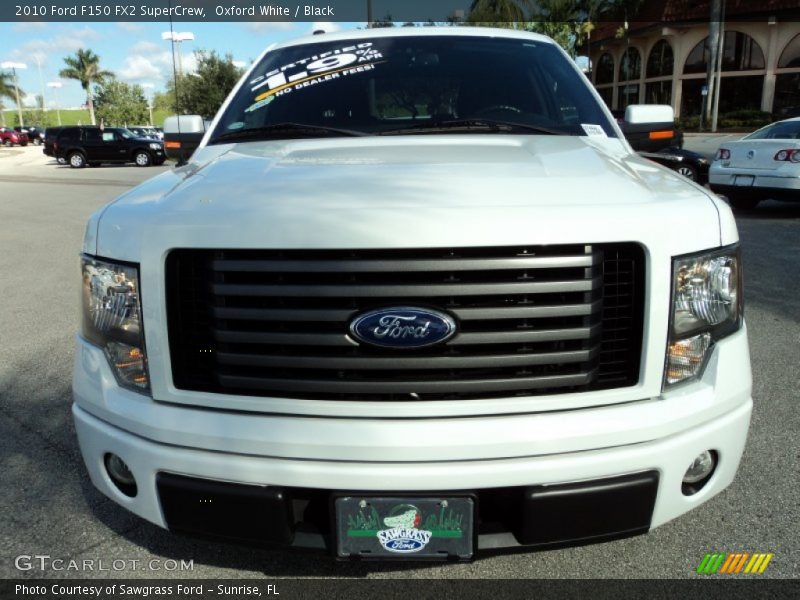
678 110 772 131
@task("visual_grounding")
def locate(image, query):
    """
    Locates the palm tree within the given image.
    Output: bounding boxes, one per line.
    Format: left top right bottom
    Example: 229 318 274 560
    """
0 71 23 127
59 49 113 125
468 0 533 26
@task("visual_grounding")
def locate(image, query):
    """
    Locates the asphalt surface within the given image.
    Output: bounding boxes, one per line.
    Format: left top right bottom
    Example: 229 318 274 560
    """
0 143 798 580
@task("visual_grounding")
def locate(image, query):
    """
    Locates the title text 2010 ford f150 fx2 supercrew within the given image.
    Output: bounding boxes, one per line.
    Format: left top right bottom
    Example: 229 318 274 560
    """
73 28 751 560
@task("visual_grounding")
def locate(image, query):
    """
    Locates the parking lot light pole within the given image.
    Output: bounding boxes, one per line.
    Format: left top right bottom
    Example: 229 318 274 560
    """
47 81 62 126
34 56 47 125
141 83 155 126
1 61 27 128
161 31 194 77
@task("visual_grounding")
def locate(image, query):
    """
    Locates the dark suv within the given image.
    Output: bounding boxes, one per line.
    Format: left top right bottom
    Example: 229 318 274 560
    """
54 126 165 168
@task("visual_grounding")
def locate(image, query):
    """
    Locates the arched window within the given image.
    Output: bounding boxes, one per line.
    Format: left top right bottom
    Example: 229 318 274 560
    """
683 31 765 74
778 34 800 68
619 47 641 81
646 40 674 78
595 53 614 84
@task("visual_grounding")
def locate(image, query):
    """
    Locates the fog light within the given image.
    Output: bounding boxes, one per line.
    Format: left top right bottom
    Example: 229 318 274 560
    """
104 453 137 497
682 450 717 495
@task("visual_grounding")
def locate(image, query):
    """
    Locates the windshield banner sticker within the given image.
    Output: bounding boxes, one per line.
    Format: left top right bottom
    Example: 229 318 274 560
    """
250 43 384 102
581 123 607 137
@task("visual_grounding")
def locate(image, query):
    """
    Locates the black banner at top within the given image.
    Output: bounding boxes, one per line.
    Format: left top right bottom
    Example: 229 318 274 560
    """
5 0 800 23
5 1 464 23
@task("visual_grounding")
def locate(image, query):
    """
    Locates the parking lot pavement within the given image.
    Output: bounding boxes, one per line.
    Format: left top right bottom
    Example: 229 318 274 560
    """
1 146 798 579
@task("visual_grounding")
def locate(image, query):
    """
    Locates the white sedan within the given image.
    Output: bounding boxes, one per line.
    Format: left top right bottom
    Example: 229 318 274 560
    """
709 117 800 210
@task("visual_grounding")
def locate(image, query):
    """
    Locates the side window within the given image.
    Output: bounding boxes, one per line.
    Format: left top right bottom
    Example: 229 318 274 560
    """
60 128 80 143
84 129 103 142
102 132 116 142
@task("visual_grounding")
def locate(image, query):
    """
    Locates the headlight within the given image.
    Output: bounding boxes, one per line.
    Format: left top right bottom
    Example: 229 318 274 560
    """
149 143 161 150
81 256 149 392
664 245 742 388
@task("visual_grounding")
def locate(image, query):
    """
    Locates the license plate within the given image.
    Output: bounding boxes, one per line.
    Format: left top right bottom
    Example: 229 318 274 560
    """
734 175 755 186
335 496 474 559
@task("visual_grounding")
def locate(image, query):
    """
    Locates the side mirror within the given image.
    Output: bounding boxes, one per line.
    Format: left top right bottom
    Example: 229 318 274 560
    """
163 115 206 134
162 115 207 164
620 105 680 153
624 104 674 125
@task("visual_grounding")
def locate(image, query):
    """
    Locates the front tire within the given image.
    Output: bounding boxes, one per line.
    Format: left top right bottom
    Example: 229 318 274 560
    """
68 151 86 169
675 164 698 181
2 139 10 147
133 150 152 167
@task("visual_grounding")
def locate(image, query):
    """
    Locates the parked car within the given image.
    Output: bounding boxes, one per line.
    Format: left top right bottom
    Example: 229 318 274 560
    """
74 27 751 560
641 147 711 184
709 117 800 209
54 126 165 168
0 127 28 146
14 125 44 145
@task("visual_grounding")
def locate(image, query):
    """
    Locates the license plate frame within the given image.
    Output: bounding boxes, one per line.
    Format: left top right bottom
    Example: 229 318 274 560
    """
334 495 475 560
734 175 755 187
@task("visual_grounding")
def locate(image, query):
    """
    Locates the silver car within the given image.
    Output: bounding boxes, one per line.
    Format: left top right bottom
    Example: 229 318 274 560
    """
709 117 800 210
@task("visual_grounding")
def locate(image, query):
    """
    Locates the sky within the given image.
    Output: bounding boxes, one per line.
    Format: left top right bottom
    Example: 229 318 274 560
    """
0 21 363 109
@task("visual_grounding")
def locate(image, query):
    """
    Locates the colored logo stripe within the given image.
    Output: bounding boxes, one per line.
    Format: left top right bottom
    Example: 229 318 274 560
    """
697 552 774 574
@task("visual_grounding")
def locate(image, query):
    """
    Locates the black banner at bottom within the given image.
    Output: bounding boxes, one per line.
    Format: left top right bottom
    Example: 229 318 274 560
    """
2 579 799 600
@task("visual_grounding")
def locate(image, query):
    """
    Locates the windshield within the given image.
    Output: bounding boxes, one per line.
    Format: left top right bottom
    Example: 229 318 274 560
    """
210 35 616 143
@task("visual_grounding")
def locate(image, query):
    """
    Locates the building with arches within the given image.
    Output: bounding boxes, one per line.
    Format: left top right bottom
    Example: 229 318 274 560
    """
588 1 800 117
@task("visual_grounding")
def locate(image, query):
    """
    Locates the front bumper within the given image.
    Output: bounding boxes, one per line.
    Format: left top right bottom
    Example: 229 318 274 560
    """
72 329 752 555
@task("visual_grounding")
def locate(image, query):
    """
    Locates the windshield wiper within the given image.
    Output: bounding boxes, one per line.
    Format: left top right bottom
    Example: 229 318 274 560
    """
377 118 569 136
210 122 368 144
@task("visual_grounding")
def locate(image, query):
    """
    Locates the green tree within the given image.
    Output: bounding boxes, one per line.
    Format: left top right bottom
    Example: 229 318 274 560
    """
152 89 177 114
527 0 581 56
13 109 54 128
0 72 23 127
59 49 113 125
166 50 243 119
94 80 149 126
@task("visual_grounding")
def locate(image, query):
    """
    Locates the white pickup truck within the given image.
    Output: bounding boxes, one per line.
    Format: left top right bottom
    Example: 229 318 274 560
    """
73 27 751 560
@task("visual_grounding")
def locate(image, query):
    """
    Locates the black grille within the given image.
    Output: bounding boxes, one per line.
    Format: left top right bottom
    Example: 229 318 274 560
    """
166 244 644 401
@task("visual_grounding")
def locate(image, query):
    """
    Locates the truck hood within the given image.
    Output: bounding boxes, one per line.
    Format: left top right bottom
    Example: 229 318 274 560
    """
91 135 727 260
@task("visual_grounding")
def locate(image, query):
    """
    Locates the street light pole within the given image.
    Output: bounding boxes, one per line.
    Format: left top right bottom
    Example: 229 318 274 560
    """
711 0 727 132
1 61 27 127
47 81 62 125
161 31 195 78
34 55 47 124
141 83 154 126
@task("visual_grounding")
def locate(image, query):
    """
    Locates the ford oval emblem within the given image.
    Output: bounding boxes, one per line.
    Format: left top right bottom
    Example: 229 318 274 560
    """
349 307 456 349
